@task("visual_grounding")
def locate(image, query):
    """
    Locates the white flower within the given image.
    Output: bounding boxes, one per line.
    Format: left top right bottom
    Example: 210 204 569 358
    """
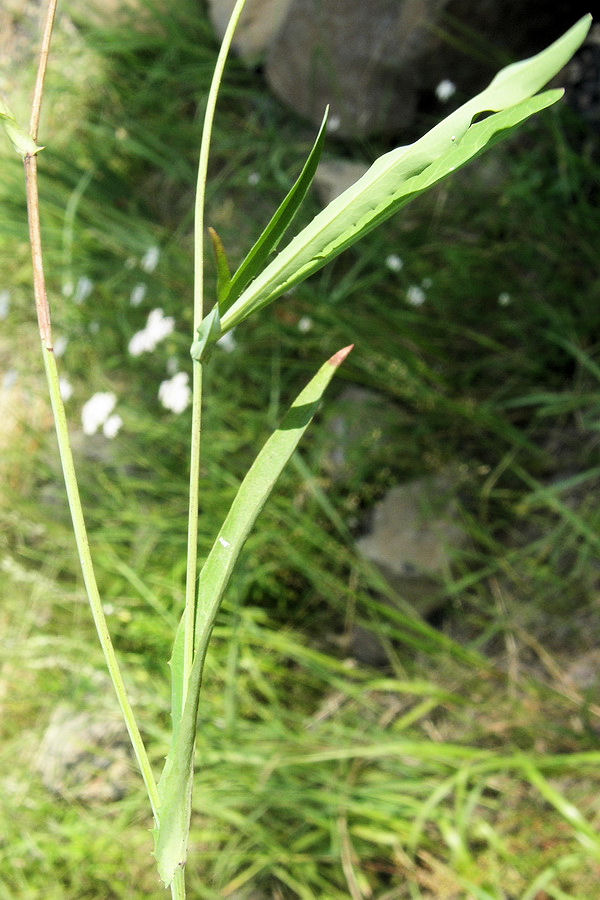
407 285 426 306
298 316 313 333
216 331 237 353
53 335 68 357
130 283 147 306
103 413 123 439
158 372 191 414
247 171 261 186
59 377 73 401
436 79 456 102
385 253 403 273
81 391 117 436
141 245 160 273
327 114 341 133
128 308 174 356
0 290 10 319
2 369 17 389
498 291 511 306
73 276 93 304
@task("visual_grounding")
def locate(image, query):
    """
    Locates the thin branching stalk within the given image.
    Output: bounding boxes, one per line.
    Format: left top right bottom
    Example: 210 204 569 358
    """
183 0 249 698
23 0 159 822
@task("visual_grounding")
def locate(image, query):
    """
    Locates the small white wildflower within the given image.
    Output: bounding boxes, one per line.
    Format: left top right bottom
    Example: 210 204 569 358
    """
407 285 426 307
158 371 191 414
0 290 10 319
62 280 74 298
2 369 17 389
81 391 117 436
327 114 341 133
73 276 93 304
141 245 160 273
216 331 237 353
436 79 456 102
128 308 175 356
130 283 147 306
103 413 123 439
103 603 115 616
247 171 261 186
298 315 313 333
59 377 73 401
166 356 179 375
498 291 511 306
53 335 68 357
385 253 403 273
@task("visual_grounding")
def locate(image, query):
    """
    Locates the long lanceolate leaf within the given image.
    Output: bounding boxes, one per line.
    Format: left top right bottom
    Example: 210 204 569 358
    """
219 106 329 314
203 14 590 339
154 345 353 886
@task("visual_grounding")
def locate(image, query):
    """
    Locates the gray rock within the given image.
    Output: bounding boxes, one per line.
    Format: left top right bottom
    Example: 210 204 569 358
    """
351 470 468 664
263 0 585 138
36 702 133 803
357 473 467 581
208 0 293 60
314 158 370 206
265 0 424 138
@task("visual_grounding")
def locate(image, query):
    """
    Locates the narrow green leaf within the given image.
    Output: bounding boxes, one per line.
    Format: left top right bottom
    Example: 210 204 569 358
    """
208 226 232 304
154 345 353 886
219 107 329 314
215 14 590 335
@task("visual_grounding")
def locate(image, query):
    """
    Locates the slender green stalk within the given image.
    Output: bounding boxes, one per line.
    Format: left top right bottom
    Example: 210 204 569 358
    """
23 0 160 824
40 341 160 821
183 0 249 699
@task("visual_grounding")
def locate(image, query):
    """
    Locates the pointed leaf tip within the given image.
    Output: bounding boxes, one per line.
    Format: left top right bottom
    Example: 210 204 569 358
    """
328 344 354 367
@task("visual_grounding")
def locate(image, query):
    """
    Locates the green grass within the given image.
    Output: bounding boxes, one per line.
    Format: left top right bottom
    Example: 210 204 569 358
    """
1 1 600 896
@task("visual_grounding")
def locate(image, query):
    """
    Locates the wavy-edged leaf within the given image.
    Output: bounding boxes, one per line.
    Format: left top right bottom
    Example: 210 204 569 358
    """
219 107 329 314
154 345 353 885
215 15 590 335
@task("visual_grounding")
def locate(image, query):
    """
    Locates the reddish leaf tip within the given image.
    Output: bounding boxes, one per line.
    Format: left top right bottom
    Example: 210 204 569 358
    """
328 344 354 367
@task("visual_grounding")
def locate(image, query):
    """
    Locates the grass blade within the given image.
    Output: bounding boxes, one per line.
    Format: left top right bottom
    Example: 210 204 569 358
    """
154 345 353 886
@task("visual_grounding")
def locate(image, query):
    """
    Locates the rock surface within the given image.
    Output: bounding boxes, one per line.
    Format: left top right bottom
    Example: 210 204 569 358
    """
36 702 133 802
210 0 592 137
208 0 293 60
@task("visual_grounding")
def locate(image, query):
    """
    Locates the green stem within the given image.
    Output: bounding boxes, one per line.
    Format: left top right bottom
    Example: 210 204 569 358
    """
171 868 186 900
41 340 160 821
183 0 249 697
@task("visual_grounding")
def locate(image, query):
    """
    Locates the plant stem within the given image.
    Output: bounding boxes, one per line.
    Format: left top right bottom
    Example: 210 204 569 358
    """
29 0 58 142
171 868 186 900
24 0 160 822
183 0 249 697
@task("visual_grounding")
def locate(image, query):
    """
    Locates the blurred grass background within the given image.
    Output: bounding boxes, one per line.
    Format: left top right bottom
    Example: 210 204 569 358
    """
1 1 600 897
